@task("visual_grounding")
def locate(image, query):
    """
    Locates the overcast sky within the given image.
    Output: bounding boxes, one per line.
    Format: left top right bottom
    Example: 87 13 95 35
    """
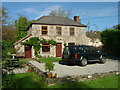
2 2 118 31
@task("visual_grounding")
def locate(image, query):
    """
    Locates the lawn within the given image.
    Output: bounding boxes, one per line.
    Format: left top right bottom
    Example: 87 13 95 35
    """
39 58 62 62
2 72 119 88
2 72 47 88
49 75 119 88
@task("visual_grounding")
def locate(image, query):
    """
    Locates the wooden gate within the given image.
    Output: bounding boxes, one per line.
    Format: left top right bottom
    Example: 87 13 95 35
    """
56 43 62 57
24 45 32 58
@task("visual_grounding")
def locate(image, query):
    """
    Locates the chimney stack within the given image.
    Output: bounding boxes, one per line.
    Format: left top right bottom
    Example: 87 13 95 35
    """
74 15 80 23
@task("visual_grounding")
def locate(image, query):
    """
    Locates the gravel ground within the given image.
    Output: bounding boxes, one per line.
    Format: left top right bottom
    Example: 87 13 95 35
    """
28 59 119 78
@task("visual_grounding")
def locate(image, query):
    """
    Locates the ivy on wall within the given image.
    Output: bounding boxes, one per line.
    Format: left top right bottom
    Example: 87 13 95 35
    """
21 37 57 57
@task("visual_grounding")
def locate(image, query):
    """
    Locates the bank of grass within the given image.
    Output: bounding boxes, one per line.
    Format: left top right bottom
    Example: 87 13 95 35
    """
39 58 62 62
3 72 119 88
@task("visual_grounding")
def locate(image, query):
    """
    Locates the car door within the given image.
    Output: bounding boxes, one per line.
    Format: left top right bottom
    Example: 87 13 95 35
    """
90 47 101 60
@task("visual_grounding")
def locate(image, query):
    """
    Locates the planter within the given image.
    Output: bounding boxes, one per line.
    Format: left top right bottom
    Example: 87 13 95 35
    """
47 72 53 78
27 69 32 72
22 64 27 68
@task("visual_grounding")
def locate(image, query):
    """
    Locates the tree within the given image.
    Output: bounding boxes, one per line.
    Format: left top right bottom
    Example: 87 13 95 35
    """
2 25 16 41
14 16 34 40
49 8 72 18
101 28 120 56
0 7 9 25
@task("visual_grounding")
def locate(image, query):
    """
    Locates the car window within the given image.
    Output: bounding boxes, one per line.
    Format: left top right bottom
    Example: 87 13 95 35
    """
78 47 84 52
89 47 97 52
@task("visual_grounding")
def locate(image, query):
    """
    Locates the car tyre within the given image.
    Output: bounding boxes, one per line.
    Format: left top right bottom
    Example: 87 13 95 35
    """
80 58 87 66
100 56 106 64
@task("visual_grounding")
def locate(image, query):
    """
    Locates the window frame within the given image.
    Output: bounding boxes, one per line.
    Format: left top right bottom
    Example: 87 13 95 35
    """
56 26 62 35
70 27 75 35
41 26 48 35
42 43 50 53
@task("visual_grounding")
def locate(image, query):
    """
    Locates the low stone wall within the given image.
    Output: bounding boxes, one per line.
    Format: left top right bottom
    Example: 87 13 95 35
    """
27 61 119 86
46 71 119 86
27 61 46 80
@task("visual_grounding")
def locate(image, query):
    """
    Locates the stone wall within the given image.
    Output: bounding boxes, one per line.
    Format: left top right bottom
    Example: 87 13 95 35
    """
30 24 90 57
14 24 90 58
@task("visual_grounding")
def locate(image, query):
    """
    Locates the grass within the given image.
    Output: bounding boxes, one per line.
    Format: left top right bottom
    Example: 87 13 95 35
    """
4 72 47 88
49 75 119 88
3 72 119 88
39 58 62 62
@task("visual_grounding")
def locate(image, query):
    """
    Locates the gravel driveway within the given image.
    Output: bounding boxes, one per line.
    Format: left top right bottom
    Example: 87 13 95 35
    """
28 59 119 77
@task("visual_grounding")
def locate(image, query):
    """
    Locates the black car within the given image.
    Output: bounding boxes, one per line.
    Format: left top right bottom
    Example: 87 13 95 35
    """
60 45 106 66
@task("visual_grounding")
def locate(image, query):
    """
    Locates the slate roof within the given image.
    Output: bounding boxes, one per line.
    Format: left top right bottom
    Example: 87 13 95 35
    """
32 16 87 27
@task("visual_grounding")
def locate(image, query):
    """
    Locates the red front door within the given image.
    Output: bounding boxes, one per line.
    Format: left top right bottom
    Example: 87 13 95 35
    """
24 45 32 58
56 43 62 57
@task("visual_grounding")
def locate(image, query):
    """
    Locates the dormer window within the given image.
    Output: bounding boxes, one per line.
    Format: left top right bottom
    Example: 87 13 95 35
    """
41 26 48 35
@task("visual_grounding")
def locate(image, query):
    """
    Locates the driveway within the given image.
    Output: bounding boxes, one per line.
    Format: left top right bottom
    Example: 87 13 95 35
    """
28 59 119 78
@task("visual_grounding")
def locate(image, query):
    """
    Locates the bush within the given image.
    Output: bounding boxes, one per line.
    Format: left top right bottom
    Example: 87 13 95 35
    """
45 61 54 72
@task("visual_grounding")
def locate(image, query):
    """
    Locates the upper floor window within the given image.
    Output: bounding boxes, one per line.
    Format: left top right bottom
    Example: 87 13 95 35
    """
41 26 48 35
70 28 74 35
56 27 62 35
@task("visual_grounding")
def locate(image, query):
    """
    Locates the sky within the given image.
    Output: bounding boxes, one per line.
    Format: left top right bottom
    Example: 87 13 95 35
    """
2 2 118 31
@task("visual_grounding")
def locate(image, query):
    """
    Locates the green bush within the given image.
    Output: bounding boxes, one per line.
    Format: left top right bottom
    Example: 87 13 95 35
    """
45 61 54 72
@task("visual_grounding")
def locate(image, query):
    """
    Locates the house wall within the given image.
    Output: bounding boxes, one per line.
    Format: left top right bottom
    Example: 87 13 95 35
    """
14 24 90 58
30 24 89 57
14 36 36 58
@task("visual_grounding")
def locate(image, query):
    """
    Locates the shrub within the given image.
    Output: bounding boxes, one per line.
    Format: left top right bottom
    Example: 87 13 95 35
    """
45 61 54 72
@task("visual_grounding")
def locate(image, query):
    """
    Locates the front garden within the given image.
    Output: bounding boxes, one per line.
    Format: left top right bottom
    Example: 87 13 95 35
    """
2 72 119 88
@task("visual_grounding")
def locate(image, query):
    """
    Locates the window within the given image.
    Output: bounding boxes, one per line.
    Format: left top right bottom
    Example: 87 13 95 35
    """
41 26 48 35
68 43 75 46
56 27 62 35
42 43 50 52
70 28 74 35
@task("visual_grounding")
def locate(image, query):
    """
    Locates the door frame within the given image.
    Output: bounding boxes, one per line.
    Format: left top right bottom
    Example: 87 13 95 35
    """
24 45 32 58
56 43 62 57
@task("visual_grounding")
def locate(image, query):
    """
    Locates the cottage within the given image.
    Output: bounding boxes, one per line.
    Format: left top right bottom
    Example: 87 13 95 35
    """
13 16 90 58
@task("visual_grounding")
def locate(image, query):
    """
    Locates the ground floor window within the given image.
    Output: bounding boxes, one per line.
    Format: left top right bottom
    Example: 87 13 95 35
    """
68 43 75 46
42 43 50 52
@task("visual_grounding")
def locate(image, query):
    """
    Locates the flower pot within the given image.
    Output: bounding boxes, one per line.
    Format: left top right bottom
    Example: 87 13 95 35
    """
53 73 57 78
22 64 27 68
27 69 31 72
47 72 53 78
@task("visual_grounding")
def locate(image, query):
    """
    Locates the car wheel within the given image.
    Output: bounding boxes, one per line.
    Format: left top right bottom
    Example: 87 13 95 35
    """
80 58 88 66
100 56 106 64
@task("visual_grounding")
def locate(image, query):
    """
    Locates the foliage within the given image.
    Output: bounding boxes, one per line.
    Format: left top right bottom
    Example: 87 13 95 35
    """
21 37 41 56
113 24 120 29
21 37 57 57
2 72 46 88
101 28 120 56
14 16 34 40
86 31 101 40
0 7 9 25
40 38 57 45
45 61 54 72
39 58 62 62
49 8 72 18
2 25 16 41
64 43 67 46
2 40 15 58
